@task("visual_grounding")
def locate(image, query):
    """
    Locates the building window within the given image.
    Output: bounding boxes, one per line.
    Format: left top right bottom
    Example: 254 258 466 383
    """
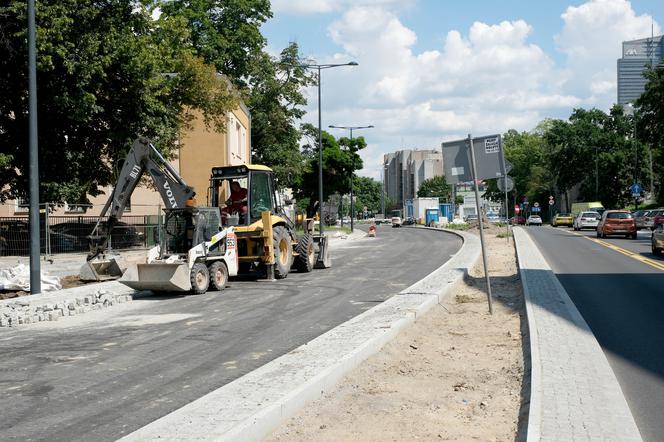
15 198 28 213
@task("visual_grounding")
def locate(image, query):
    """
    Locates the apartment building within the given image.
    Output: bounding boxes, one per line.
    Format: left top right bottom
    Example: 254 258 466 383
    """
383 149 444 211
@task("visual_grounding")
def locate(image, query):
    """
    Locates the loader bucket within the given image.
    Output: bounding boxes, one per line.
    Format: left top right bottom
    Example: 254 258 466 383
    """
80 257 124 282
119 263 192 293
314 235 332 269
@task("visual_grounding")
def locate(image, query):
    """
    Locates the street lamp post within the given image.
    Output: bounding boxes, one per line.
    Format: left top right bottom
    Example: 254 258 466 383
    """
328 124 374 232
625 103 639 210
299 61 358 235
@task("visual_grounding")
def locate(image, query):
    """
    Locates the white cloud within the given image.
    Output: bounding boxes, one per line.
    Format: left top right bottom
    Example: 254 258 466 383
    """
555 0 661 104
285 1 659 180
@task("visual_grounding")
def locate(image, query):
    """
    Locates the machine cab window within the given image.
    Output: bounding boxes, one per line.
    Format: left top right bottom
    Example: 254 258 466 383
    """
249 172 275 220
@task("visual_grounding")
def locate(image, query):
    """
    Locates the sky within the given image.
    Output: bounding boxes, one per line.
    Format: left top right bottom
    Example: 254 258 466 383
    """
261 0 663 180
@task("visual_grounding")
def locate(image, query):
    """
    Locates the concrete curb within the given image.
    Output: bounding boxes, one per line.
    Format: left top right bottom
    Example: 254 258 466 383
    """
513 227 642 441
121 228 481 441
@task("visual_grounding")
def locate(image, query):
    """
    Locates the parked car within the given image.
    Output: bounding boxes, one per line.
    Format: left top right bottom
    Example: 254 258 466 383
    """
573 211 601 231
391 216 402 228
652 222 664 255
509 216 526 225
551 213 574 227
464 214 478 222
596 210 636 238
526 215 542 226
402 216 416 225
49 220 144 250
0 219 78 256
633 209 651 230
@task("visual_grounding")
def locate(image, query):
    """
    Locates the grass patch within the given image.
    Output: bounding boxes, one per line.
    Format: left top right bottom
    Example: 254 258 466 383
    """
496 231 512 238
445 223 471 231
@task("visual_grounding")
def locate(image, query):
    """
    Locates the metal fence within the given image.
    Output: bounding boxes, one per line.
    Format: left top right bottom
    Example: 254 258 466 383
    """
0 206 162 257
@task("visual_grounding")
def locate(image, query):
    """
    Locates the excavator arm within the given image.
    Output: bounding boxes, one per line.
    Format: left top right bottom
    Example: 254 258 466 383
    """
87 137 195 260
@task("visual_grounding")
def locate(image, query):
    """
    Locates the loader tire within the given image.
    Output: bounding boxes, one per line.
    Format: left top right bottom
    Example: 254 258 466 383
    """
209 261 228 291
294 233 315 273
273 226 292 279
190 263 210 295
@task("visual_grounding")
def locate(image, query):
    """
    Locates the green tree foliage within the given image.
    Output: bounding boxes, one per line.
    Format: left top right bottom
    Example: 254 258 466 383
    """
417 176 451 200
636 64 664 204
353 176 384 215
0 1 236 204
296 124 365 215
159 1 315 186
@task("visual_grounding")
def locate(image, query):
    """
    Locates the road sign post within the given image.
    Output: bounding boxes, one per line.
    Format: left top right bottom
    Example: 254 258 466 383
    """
467 134 493 315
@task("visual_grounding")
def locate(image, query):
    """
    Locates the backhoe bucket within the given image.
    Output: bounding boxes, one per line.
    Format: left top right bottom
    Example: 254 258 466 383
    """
314 235 332 269
119 263 192 293
80 257 124 282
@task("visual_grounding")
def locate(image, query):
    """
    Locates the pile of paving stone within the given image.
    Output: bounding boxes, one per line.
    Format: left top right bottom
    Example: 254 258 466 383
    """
0 289 132 327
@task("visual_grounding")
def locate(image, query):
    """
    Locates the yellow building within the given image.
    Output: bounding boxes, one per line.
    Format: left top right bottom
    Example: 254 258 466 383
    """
0 101 251 218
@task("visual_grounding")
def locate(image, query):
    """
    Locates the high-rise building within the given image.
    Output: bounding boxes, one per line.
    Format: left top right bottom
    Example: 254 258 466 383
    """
617 35 663 105
383 149 444 211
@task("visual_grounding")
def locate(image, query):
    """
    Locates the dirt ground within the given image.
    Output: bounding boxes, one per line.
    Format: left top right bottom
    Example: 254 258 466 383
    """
267 224 528 442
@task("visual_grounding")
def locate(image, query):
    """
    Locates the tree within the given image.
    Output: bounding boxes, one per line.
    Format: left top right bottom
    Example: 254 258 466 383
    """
159 1 315 186
0 1 235 203
636 64 664 205
417 176 451 200
353 176 383 215
295 124 365 216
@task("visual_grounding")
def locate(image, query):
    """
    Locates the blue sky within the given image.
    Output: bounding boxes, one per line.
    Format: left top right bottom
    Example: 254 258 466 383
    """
261 0 663 179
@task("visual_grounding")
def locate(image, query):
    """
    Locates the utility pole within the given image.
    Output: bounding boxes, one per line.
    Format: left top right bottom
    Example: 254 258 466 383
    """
28 0 41 294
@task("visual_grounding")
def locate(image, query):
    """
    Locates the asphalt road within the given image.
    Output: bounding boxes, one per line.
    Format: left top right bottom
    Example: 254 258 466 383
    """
525 225 664 442
0 226 461 441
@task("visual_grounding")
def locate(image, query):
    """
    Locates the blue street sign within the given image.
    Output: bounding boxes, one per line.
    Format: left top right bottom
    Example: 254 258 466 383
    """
532 207 541 213
631 183 642 196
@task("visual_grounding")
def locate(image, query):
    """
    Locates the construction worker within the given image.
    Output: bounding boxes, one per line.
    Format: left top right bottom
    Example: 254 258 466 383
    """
222 181 248 220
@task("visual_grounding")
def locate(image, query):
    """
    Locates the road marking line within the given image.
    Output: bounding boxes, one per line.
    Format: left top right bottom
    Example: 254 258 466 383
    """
567 230 664 271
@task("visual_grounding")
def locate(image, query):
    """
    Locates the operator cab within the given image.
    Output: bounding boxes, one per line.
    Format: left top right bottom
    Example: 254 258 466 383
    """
208 164 279 227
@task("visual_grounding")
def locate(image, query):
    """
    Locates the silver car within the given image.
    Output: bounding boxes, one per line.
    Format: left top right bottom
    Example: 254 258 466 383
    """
573 211 600 231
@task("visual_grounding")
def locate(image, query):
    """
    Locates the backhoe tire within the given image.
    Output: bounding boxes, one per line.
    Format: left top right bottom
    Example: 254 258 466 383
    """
209 261 228 291
190 263 210 295
294 233 315 273
273 226 292 279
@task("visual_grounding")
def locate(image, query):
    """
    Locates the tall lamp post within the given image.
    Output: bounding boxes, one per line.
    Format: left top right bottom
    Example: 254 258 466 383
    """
624 103 639 210
299 61 358 235
328 124 374 232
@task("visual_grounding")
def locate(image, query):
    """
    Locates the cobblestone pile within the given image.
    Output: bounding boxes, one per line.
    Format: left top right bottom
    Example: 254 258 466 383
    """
0 288 133 327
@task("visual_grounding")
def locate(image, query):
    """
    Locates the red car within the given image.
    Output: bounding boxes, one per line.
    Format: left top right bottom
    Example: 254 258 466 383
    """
510 216 526 225
596 210 637 238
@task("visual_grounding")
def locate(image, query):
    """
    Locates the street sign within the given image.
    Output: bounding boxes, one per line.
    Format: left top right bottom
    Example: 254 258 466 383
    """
548 195 554 200
442 134 503 184
515 205 520 213
631 183 642 197
497 175 514 192
503 159 513 174
532 206 541 213
548 199 554 206
534 202 540 208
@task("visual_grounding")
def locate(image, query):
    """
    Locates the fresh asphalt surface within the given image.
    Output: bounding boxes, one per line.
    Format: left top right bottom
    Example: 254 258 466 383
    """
525 225 664 442
0 226 461 441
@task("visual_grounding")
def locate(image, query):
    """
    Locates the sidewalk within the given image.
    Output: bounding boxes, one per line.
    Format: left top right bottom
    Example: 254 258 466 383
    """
513 227 641 441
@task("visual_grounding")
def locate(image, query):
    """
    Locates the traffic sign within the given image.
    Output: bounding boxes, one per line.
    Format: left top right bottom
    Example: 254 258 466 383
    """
548 195 554 200
497 176 514 192
548 199 554 206
514 205 520 213
532 207 541 213
534 202 540 208
442 134 503 183
631 183 642 197
503 159 513 174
